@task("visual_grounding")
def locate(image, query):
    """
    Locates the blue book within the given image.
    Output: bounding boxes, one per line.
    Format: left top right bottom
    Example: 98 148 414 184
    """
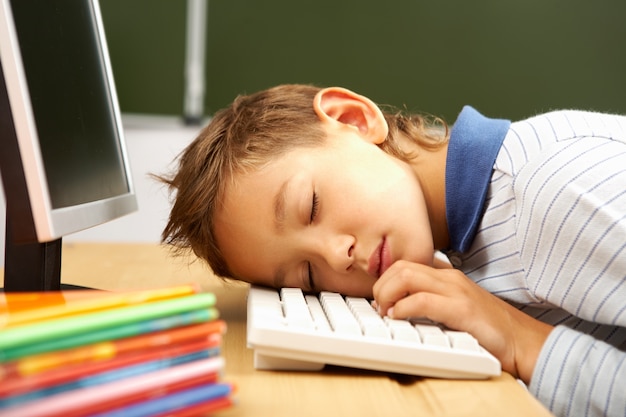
92 382 233 417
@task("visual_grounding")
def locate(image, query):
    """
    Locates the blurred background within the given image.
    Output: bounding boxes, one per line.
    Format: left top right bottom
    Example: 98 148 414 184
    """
2 0 626 264
102 0 626 122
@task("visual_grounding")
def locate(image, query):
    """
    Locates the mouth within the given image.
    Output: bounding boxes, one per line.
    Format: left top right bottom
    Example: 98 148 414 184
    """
368 237 391 278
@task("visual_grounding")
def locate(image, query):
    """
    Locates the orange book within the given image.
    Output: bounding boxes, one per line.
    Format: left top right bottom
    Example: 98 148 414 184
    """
0 285 198 329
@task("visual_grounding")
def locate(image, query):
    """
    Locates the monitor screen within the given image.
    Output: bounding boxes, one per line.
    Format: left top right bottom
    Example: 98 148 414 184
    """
12 0 129 210
0 0 136 240
0 0 137 290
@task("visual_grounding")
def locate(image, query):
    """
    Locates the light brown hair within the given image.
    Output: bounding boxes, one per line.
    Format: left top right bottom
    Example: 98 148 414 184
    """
159 84 447 279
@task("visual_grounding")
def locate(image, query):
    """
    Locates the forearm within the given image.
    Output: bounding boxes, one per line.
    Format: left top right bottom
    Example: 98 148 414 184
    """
529 325 626 417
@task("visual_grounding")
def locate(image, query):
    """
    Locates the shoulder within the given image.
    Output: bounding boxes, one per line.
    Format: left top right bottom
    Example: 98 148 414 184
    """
510 109 626 144
511 130 626 308
496 109 626 176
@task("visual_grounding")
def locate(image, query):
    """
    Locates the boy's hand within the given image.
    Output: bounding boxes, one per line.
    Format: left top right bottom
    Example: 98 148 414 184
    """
372 260 553 384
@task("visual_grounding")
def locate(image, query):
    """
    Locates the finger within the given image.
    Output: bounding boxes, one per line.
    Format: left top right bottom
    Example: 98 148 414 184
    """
373 262 449 314
387 292 448 322
386 292 461 326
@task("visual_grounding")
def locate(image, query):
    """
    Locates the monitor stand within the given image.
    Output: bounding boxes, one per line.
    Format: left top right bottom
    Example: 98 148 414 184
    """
3 219 62 292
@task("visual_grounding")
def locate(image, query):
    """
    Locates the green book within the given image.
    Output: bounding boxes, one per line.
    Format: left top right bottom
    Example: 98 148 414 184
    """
0 293 217 353
1 308 217 362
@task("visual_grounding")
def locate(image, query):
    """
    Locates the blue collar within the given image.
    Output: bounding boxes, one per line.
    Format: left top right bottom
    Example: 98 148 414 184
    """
445 106 511 252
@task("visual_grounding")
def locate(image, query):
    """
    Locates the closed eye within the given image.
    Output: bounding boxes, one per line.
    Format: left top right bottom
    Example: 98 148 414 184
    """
305 191 319 292
310 191 319 223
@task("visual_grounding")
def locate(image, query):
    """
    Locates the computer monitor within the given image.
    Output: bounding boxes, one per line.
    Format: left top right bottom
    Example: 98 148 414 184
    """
0 0 137 291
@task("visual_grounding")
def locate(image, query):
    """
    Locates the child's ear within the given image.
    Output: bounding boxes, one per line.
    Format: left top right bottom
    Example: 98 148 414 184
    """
313 87 388 144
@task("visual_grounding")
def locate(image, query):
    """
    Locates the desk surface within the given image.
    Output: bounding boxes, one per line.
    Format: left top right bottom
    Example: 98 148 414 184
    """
2 243 553 417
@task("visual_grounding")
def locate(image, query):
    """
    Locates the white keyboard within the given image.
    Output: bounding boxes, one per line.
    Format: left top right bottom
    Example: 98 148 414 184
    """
246 286 501 379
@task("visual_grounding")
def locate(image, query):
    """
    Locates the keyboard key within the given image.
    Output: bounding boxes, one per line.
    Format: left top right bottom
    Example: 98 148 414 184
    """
249 287 283 325
414 324 450 348
281 288 314 329
305 295 332 333
346 297 390 339
385 318 421 343
446 331 481 352
319 292 361 335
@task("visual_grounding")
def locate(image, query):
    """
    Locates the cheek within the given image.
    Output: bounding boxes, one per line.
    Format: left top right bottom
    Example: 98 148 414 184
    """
325 162 400 204
353 158 414 201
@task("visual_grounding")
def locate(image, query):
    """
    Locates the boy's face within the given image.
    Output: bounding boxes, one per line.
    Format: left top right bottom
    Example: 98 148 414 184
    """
214 124 434 298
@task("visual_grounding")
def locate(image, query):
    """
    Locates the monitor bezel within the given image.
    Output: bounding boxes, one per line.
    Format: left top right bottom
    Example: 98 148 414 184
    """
0 0 137 244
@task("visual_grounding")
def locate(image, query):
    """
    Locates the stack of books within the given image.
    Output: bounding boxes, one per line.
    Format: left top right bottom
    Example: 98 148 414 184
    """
0 285 234 417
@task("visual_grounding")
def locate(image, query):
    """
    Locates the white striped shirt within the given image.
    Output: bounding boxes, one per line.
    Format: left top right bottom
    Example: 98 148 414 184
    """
447 109 626 417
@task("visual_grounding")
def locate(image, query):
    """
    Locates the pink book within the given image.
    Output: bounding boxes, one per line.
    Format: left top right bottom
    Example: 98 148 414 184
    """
0 357 225 417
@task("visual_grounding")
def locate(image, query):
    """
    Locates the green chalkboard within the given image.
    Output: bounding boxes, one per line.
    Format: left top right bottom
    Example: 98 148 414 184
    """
101 0 626 123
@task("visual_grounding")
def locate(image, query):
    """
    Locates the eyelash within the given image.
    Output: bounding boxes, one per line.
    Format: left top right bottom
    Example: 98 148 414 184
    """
307 191 319 291
310 191 319 223
306 262 315 292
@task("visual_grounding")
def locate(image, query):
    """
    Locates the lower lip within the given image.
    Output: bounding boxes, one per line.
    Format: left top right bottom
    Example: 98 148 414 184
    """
369 237 392 278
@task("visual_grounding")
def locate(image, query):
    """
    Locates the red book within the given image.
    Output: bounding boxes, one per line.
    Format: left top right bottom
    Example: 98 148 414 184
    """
1 320 226 379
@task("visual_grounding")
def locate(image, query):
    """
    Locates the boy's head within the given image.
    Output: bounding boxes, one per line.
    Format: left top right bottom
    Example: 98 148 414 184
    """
161 84 446 295
161 85 326 278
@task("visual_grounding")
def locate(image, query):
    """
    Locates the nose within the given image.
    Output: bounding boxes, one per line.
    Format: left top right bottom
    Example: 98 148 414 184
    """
319 233 355 273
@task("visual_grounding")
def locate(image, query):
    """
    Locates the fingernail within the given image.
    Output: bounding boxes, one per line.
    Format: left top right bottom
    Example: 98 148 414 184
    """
387 307 394 319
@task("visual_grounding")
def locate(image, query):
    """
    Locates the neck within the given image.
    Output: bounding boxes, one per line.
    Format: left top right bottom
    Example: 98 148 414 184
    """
408 142 449 250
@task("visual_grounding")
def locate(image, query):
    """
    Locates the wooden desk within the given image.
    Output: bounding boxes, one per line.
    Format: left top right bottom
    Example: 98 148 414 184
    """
1 243 553 417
